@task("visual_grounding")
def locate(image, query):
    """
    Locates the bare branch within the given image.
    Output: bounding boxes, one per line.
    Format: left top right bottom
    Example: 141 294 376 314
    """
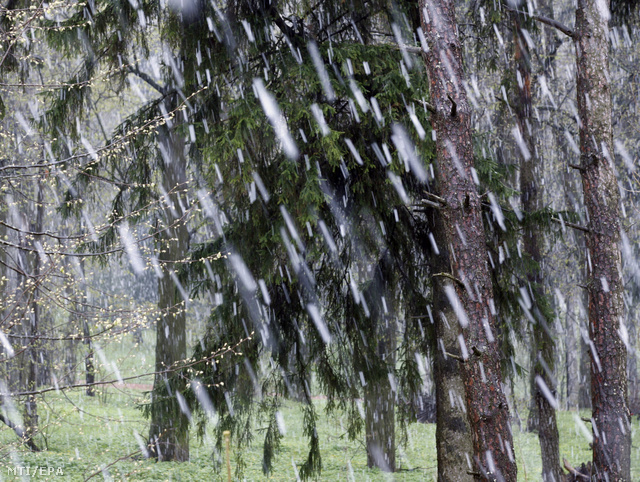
126 66 168 96
9 334 253 397
433 272 465 287
552 217 590 233
503 4 575 38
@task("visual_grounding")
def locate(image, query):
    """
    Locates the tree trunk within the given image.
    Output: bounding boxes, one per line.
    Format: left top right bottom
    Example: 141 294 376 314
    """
628 305 639 414
432 214 474 481
74 249 94 397
83 318 95 397
363 255 397 472
565 297 579 409
62 256 77 387
511 13 563 481
23 178 44 447
420 1 517 479
148 126 190 462
574 0 630 478
364 374 396 472
578 319 591 410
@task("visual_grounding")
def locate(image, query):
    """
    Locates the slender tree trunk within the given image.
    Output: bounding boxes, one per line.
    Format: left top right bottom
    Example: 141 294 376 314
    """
83 318 95 397
148 125 190 462
363 254 397 472
578 318 592 410
61 240 78 386
23 179 44 447
511 13 563 481
364 373 396 472
574 0 630 478
629 304 639 414
420 1 516 479
565 298 579 409
432 214 474 481
74 248 94 397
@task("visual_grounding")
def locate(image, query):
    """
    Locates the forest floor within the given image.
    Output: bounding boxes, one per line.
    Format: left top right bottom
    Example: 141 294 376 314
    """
0 383 638 481
1 332 638 480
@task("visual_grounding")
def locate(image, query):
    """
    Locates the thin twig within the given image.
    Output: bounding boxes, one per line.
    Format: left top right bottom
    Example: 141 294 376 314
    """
84 449 142 480
444 352 466 363
10 334 252 397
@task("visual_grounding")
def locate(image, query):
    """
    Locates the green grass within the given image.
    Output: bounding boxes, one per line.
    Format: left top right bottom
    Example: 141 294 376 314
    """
1 386 639 481
1 332 638 480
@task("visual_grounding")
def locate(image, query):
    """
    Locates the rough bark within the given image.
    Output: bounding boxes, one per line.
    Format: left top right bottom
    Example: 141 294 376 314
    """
574 0 630 478
419 1 517 479
511 13 563 482
432 214 474 482
148 126 190 462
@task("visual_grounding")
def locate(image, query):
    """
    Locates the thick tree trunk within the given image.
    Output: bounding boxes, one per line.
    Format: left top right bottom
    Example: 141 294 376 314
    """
511 14 563 482
432 215 474 482
574 0 630 478
148 126 190 462
420 1 516 479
